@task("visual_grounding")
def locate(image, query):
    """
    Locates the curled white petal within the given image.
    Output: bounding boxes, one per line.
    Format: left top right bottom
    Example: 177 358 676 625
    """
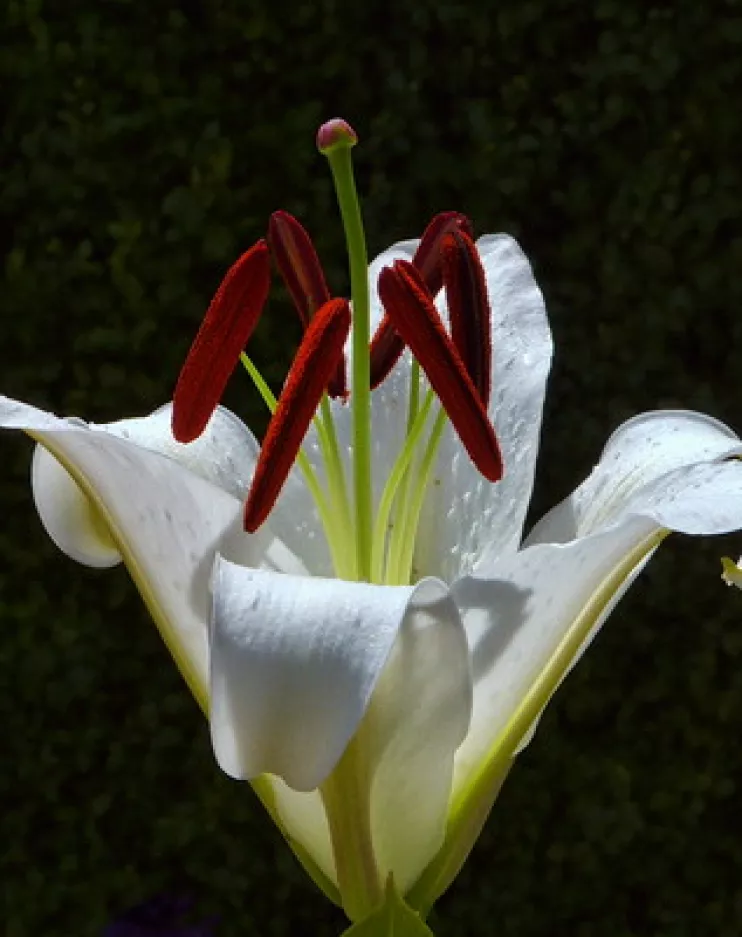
101 401 259 499
528 409 742 545
32 444 121 567
363 577 471 892
18 399 260 571
269 782 337 885
209 563 418 790
210 567 471 895
454 452 742 802
0 394 295 704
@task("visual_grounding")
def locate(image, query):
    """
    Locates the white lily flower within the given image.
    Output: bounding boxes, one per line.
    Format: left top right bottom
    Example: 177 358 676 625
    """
3 122 742 931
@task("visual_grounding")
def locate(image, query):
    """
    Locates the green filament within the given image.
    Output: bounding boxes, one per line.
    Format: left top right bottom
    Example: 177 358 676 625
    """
387 407 448 586
240 353 352 577
370 389 435 584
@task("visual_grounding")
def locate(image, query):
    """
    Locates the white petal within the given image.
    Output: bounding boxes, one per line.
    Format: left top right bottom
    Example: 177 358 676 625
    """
361 577 471 893
26 402 260 569
208 563 416 790
416 234 554 581
1 394 298 703
102 402 259 499
527 410 742 545
268 782 337 885
209 568 471 893
31 443 121 567
264 458 335 578
453 454 742 802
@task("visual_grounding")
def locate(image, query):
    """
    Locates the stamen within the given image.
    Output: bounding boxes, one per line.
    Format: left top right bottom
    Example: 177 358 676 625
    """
369 211 472 389
244 298 351 532
268 210 346 398
172 240 271 444
377 260 503 482
441 229 492 406
413 211 474 297
369 315 405 390
267 211 331 328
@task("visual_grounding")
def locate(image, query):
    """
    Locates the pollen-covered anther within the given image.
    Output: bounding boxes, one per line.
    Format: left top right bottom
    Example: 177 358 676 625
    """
413 211 474 297
369 211 473 390
267 211 346 398
369 314 406 390
244 298 352 532
172 240 271 444
441 228 492 406
377 260 503 482
268 211 331 329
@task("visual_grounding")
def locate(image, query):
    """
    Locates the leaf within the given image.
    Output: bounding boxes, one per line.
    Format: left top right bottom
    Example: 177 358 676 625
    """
340 878 435 937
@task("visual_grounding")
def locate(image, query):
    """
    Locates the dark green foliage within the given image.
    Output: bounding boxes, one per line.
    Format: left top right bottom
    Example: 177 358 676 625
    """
2 0 742 933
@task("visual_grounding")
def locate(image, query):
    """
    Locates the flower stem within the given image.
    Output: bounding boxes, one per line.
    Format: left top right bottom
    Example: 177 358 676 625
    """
323 143 373 581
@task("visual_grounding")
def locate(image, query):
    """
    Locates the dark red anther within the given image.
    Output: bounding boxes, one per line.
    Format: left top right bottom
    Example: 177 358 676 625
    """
369 212 474 389
369 314 406 390
413 211 474 297
268 211 331 329
268 211 347 399
377 260 503 482
244 298 351 532
172 240 271 444
441 229 492 407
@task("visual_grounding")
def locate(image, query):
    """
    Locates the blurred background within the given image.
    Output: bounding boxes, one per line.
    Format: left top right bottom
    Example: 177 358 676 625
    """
2 0 742 934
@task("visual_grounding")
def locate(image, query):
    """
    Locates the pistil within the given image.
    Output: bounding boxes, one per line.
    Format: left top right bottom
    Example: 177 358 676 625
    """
318 120 373 581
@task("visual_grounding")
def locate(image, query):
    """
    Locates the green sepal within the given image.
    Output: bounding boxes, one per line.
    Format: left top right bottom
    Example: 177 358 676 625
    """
340 877 434 937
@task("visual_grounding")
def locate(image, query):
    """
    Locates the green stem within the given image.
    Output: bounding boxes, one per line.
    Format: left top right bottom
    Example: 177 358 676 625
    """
324 145 372 581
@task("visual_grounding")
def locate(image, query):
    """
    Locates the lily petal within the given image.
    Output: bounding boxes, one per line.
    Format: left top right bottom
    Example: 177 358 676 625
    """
416 234 553 581
210 569 471 896
102 402 260 500
27 401 261 569
367 239 418 336
526 410 742 546
208 563 419 790
452 433 742 804
268 782 337 886
360 577 471 893
0 394 298 704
